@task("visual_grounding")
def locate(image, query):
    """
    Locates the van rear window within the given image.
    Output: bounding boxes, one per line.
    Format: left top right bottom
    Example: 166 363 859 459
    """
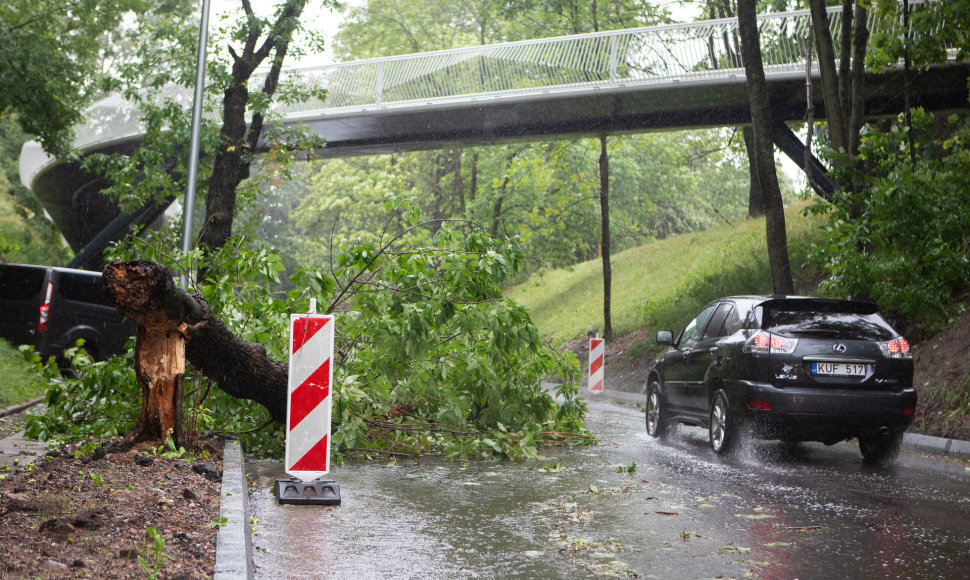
0 267 45 301
59 274 109 305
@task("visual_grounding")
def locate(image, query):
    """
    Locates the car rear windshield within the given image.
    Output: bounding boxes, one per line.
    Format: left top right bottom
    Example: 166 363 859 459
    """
764 309 897 341
0 267 45 301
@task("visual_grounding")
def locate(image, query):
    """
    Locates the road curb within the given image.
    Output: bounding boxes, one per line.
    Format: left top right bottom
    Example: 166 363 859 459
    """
215 439 255 580
586 388 970 461
0 397 44 418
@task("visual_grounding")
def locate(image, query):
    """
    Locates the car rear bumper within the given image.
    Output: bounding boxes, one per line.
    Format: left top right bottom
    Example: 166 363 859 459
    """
726 380 917 443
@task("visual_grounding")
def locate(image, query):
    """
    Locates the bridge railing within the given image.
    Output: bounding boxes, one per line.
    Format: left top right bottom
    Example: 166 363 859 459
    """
59 2 950 158
276 8 833 118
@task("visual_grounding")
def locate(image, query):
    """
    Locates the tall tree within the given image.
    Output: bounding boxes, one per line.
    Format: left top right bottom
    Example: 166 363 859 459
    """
806 0 874 182
737 0 793 294
598 135 613 339
198 0 327 265
0 0 157 157
703 0 765 218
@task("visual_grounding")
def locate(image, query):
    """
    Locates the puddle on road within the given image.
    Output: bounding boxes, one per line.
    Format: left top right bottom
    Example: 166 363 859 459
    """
247 401 970 579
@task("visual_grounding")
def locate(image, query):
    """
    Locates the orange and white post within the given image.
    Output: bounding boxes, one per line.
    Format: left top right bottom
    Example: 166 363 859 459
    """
285 307 334 481
277 300 341 505
588 337 604 393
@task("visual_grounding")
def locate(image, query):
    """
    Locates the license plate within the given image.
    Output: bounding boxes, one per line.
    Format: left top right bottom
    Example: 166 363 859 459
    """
812 362 867 377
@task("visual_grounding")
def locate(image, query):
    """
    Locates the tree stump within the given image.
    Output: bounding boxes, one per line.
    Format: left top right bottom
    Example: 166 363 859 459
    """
103 260 289 447
103 261 201 446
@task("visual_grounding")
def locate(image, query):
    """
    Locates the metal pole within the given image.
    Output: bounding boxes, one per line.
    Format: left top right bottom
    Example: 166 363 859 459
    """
181 0 211 288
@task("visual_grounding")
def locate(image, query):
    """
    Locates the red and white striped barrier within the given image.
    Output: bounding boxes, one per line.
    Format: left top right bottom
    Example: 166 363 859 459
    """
285 311 335 482
588 337 604 393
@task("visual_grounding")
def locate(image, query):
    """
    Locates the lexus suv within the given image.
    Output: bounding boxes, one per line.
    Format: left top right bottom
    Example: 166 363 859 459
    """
645 296 916 466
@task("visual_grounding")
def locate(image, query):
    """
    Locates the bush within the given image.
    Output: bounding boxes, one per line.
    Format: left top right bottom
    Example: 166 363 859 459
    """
810 112 970 336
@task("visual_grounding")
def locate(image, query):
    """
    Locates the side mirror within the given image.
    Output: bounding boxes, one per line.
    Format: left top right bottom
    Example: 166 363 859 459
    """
656 330 674 346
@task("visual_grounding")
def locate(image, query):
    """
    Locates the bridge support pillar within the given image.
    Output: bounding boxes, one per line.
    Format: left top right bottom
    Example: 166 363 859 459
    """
771 122 835 199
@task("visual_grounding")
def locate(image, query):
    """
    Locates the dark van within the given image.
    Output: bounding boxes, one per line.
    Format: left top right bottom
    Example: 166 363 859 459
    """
0 264 134 363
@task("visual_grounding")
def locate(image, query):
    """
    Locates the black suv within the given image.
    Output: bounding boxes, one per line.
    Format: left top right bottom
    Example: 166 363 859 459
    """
646 296 916 465
0 264 134 364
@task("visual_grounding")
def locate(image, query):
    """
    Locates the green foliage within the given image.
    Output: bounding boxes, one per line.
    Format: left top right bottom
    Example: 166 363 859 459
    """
0 117 71 265
137 526 166 579
287 129 759 282
809 110 970 335
26 208 588 460
150 436 192 460
325 218 589 461
24 340 140 442
0 0 161 156
868 0 970 71
615 462 637 475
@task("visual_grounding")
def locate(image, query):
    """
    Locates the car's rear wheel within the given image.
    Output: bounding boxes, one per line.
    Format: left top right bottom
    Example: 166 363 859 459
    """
858 431 903 467
709 389 737 455
645 382 669 439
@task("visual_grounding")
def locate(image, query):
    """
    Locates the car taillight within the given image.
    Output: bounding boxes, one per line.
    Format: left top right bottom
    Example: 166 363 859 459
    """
747 401 772 411
879 337 912 359
743 331 798 354
38 280 53 331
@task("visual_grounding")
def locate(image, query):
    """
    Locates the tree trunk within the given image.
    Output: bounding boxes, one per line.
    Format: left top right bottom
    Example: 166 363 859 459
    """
742 126 765 217
599 135 613 340
470 152 478 203
103 260 289 447
454 149 466 218
103 261 202 446
809 0 848 156
848 3 869 161
198 1 307 270
737 0 794 295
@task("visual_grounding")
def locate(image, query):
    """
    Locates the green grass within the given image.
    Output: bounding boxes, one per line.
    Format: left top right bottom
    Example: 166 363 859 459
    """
0 339 48 408
507 203 827 341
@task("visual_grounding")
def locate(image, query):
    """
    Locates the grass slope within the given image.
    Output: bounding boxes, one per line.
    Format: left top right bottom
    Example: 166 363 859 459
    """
508 203 826 342
0 339 47 408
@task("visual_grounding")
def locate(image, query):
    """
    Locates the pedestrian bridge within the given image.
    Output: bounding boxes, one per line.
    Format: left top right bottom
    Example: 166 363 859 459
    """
19 3 968 267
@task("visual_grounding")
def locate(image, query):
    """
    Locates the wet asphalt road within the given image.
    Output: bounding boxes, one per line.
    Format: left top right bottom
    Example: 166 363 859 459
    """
248 398 970 579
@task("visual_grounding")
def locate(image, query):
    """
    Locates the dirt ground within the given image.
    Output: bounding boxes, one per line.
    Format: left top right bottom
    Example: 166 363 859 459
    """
910 308 970 441
0 435 223 579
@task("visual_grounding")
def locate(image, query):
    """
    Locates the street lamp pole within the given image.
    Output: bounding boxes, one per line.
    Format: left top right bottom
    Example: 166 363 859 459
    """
181 0 212 289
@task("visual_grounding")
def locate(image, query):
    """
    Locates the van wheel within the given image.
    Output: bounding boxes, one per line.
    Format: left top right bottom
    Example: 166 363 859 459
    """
709 390 737 455
645 382 670 439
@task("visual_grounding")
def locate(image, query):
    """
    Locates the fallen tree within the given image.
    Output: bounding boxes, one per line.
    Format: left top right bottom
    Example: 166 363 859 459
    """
103 260 288 446
86 225 589 460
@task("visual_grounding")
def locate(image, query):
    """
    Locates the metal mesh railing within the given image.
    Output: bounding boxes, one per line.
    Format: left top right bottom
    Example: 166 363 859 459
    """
63 2 948 154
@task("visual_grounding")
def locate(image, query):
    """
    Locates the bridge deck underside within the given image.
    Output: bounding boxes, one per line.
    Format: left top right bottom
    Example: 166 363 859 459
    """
27 62 970 267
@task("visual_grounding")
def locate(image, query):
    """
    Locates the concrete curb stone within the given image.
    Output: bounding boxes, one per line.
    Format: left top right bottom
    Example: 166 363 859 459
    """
214 439 255 580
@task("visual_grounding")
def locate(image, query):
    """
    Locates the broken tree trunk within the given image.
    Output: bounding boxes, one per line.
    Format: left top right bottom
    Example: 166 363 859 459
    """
103 260 288 447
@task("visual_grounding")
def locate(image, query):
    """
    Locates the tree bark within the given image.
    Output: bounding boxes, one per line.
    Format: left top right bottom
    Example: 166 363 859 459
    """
742 126 765 217
599 135 613 340
198 0 307 270
848 3 869 161
737 0 794 295
103 261 203 446
809 0 848 156
103 261 289 447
